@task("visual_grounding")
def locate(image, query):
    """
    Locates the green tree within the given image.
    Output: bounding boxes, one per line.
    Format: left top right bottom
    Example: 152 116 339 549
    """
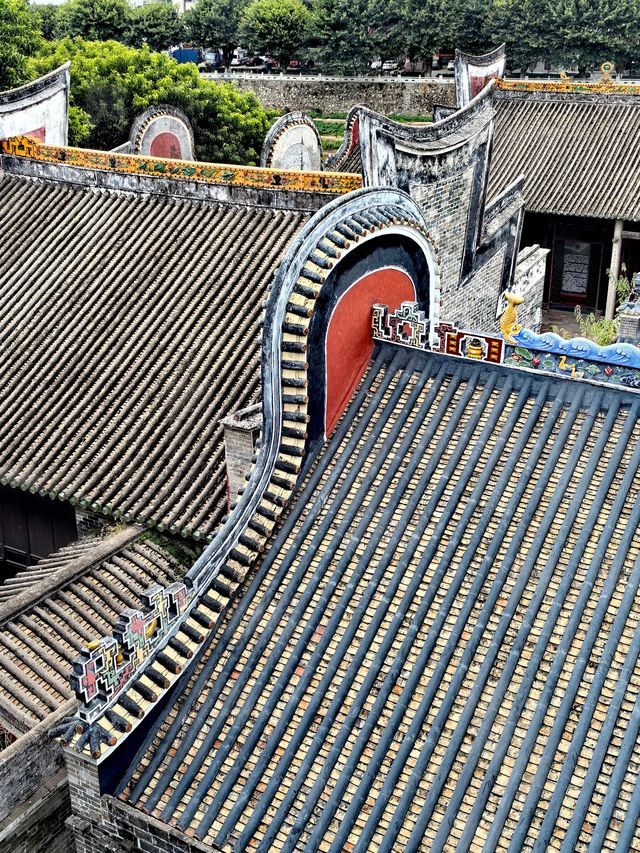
128 3 185 52
67 0 131 42
0 0 42 89
184 0 246 69
489 0 554 73
29 38 269 163
308 0 373 73
239 0 310 69
406 0 460 70
550 0 640 74
452 0 495 55
34 4 73 40
367 0 407 65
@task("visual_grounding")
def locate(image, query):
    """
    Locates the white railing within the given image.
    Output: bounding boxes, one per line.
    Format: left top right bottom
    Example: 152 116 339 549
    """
202 72 453 84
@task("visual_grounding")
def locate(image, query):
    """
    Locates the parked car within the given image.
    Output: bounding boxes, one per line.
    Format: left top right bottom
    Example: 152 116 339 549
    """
370 59 382 70
200 50 222 71
432 52 455 70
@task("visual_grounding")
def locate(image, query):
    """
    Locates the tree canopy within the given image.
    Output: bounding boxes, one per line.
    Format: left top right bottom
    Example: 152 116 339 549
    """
550 0 640 73
239 0 310 69
29 38 270 163
4 0 640 117
308 0 373 74
66 0 130 41
183 0 247 69
128 3 185 52
0 0 42 90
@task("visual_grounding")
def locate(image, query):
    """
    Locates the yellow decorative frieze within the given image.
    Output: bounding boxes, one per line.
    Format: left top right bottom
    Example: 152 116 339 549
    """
497 63 640 96
1 135 362 194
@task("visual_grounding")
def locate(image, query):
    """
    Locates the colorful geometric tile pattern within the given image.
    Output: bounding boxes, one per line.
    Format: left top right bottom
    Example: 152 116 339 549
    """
373 301 640 390
0 530 180 738
71 581 195 722
433 322 504 363
496 63 640 96
372 301 430 348
0 136 362 194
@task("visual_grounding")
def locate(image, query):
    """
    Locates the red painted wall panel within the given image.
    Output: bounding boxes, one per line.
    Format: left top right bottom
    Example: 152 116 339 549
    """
325 268 415 435
25 127 46 142
149 131 182 159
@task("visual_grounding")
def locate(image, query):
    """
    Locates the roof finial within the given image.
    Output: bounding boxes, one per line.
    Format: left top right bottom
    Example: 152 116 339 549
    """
601 61 615 82
499 292 524 344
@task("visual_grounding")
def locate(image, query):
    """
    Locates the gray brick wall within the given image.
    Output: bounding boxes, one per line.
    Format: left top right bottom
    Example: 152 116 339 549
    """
66 785 214 853
223 76 455 117
75 508 109 539
0 770 71 853
412 168 474 310
412 169 509 335
224 427 257 507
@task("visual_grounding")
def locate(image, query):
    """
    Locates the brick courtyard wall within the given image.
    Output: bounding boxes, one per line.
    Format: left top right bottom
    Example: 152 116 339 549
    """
0 700 75 853
0 770 72 853
217 74 456 116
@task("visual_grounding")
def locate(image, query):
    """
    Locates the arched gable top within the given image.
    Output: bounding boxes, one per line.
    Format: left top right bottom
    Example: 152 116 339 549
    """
188 187 441 586
309 232 432 440
59 189 441 760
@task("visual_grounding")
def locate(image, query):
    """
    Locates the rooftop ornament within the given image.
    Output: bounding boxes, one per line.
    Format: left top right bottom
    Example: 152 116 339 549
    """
497 62 640 96
372 298 640 388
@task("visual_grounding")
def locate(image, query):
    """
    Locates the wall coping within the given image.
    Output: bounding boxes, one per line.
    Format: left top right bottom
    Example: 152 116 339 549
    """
1 136 362 195
0 64 70 107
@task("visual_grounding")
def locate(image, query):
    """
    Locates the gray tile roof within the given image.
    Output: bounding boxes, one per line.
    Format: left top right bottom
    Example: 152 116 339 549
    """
0 535 105 602
488 91 640 220
0 173 308 538
0 528 182 734
123 347 640 851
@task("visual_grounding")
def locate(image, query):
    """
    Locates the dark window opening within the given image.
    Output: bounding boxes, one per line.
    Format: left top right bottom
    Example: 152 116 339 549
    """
0 485 77 584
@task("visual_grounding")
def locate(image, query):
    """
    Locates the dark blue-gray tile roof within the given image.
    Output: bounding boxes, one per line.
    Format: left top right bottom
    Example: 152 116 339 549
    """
122 346 640 852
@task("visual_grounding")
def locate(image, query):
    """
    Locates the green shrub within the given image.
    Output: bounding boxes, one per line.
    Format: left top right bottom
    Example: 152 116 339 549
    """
313 119 344 135
573 306 619 346
321 137 341 150
29 38 269 163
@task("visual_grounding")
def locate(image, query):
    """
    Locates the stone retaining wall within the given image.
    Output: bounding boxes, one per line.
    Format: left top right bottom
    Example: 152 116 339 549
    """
212 74 456 116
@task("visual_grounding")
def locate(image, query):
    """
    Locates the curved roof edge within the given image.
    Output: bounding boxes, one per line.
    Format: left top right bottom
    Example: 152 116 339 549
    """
60 187 435 761
455 46 506 107
455 44 506 67
359 79 495 148
0 63 70 107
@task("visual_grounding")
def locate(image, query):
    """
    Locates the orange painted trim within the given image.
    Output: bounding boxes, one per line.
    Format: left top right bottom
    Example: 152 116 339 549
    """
497 78 640 96
1 135 363 194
